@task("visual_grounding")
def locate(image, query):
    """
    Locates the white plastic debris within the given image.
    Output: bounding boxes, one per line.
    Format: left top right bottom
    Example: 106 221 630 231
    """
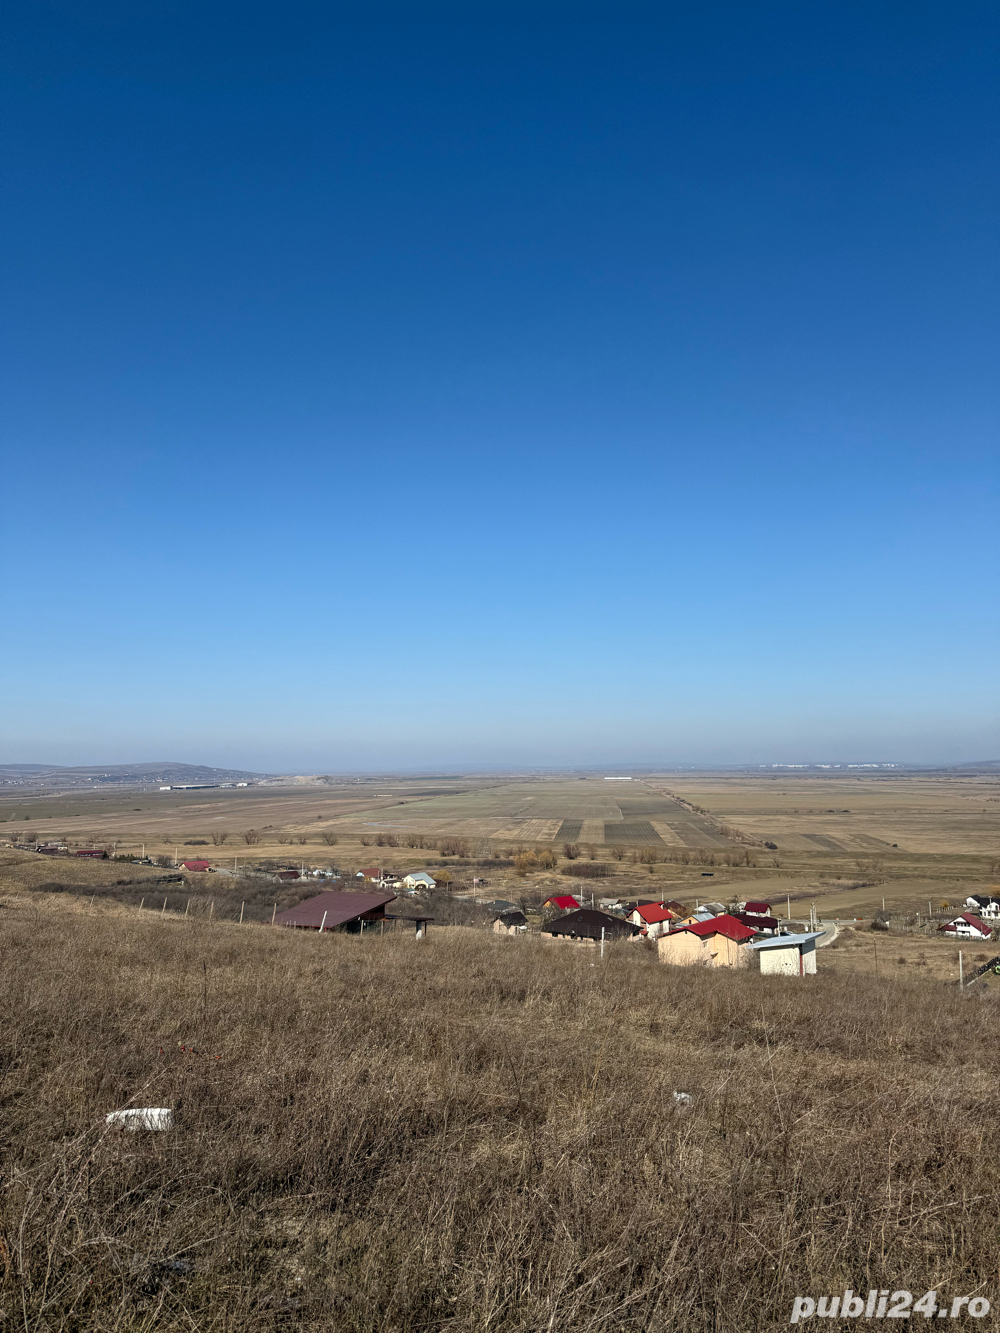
672 1091 693 1110
106 1108 174 1131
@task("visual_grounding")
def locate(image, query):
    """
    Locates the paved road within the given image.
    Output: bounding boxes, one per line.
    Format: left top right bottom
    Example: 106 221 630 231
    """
787 919 840 947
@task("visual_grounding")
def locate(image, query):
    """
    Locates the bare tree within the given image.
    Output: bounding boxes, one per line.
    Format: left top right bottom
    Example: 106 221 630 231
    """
563 843 579 860
242 829 260 846
296 836 308 845
320 832 339 846
360 835 374 847
211 831 229 847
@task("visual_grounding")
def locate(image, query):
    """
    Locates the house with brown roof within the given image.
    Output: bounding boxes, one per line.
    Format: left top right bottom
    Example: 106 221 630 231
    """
545 908 639 946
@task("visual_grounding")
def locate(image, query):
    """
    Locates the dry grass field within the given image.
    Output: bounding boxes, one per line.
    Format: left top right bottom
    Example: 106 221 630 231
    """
663 772 1000 856
1 888 999 1331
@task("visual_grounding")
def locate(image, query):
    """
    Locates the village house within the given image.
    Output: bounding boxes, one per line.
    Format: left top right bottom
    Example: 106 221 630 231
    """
543 894 581 912
939 912 993 940
402 871 437 891
676 909 716 927
628 902 676 940
545 908 639 946
966 895 1000 919
493 910 528 935
180 859 211 872
731 910 780 934
657 914 757 969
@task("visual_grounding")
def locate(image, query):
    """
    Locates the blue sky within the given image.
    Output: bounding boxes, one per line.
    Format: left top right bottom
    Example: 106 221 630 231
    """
2 2 997 771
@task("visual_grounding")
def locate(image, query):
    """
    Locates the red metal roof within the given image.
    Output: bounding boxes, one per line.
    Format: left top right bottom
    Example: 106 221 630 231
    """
733 911 779 931
634 903 675 924
939 912 989 934
744 901 771 915
544 895 580 910
180 860 210 871
274 889 396 930
681 913 757 943
357 867 382 879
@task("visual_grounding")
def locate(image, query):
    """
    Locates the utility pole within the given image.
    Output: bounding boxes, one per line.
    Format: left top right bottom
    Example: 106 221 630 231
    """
271 903 277 926
959 951 964 989
319 910 328 933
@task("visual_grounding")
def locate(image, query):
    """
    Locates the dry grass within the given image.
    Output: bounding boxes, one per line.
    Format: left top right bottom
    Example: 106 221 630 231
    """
1 890 999 1330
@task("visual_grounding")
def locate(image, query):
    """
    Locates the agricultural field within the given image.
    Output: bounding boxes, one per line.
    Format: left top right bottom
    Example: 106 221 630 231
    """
661 772 1000 856
2 773 998 923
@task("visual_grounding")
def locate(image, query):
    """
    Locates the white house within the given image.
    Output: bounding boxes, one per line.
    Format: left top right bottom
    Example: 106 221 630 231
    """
939 912 992 941
746 931 823 976
965 896 1000 920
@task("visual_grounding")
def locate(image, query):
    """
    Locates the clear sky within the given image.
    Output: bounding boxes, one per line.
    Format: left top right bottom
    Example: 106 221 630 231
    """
2 2 997 772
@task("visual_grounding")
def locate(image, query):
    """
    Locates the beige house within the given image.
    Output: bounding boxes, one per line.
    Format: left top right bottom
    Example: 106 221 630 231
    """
657 915 757 969
493 910 527 935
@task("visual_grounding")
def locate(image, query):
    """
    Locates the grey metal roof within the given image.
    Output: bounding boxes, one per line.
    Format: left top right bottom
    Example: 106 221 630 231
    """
746 931 824 950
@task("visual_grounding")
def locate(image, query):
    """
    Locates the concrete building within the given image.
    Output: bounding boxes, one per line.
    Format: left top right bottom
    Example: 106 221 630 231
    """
746 932 823 976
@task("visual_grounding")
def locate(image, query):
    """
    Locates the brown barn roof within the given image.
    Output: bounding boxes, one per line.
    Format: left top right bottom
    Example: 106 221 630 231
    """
274 889 396 930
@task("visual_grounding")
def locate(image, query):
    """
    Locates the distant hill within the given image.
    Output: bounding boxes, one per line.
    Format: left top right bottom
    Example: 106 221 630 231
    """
0 762 269 788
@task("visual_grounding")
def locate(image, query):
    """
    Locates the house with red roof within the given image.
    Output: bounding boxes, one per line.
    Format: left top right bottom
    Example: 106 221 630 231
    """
180 859 211 872
543 894 580 912
657 913 758 969
938 912 992 941
732 911 780 934
743 901 771 917
628 902 678 940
